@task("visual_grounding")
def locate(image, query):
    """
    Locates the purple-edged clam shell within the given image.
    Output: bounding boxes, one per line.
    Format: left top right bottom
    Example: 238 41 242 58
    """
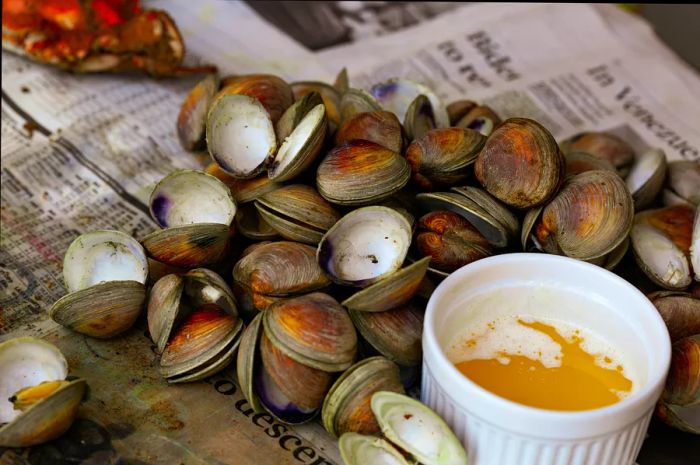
149 170 236 228
255 363 317 424
370 79 449 128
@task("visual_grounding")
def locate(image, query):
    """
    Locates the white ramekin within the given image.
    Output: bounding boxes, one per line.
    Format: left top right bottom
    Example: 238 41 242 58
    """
422 253 671 465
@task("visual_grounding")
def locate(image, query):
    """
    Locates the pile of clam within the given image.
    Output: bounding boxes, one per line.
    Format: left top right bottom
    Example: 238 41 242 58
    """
38 70 699 452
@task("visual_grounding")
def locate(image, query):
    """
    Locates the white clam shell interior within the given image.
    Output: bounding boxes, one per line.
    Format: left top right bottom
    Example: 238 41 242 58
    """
269 104 324 179
631 223 691 288
318 207 411 285
150 170 236 228
339 433 409 465
371 79 449 128
207 94 276 177
63 230 148 293
0 338 68 423
626 148 665 195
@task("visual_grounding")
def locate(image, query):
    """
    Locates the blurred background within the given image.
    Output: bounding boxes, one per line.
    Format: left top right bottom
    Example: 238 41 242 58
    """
638 4 700 71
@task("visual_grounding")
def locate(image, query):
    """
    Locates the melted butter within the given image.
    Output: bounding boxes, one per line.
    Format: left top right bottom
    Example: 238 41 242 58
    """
454 319 633 411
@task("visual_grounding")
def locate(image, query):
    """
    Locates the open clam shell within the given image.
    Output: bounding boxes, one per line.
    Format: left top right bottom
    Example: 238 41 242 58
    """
342 257 430 312
370 78 450 128
626 148 667 209
263 292 357 372
339 433 411 465
322 357 403 438
349 302 424 367
142 223 231 268
237 312 264 413
268 103 327 182
521 206 544 251
292 81 342 128
454 104 501 136
663 160 700 207
335 110 403 153
371 391 468 465
177 73 219 151
317 140 410 206
148 274 185 353
339 88 382 122
559 131 635 177
405 128 485 190
275 91 324 143
205 164 282 204
565 151 617 176
446 100 477 126
255 184 340 245
648 291 700 342
451 186 520 240
233 241 331 313
206 94 277 178
404 94 437 142
317 206 412 287
235 203 279 241
219 74 294 124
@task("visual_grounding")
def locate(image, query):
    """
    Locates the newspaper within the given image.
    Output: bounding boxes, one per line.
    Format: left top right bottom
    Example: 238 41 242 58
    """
1 2 698 464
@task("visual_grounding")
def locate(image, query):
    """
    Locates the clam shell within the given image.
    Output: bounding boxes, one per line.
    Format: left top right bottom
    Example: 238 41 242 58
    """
454 104 501 136
631 224 691 290
177 73 219 151
260 333 332 410
446 100 477 126
317 206 412 287
233 241 331 312
664 160 700 207
255 184 340 245
335 110 403 153
342 257 430 312
339 433 411 465
349 302 424 367
521 206 544 251
142 223 231 267
339 88 382 122
146 257 188 285
662 335 700 407
235 203 280 241
693 205 699 281
236 312 264 413
475 118 564 209
147 274 185 353
648 291 700 342
317 140 410 206
159 305 243 379
168 336 241 384
334 68 349 94
275 91 323 143
219 74 294 124
655 400 700 434
184 268 238 316
405 128 485 190
49 281 146 338
322 357 403 438
415 192 509 248
626 148 667 209
0 338 67 424
263 292 357 372
255 355 318 425
370 78 449 128
63 230 148 294
292 81 342 127
371 391 468 465
451 186 520 240
0 379 86 448
565 151 617 176
559 131 635 176
150 170 236 228
205 164 282 204
404 94 437 142
536 170 634 260
206 94 277 178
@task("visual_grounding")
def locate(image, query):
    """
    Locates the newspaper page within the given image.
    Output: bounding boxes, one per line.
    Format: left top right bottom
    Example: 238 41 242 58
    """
1 2 699 464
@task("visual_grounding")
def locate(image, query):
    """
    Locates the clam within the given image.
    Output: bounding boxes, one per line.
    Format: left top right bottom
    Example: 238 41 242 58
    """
268 103 327 182
317 140 410 206
371 391 469 465
235 203 280 241
49 230 148 338
454 104 501 136
142 170 236 267
521 206 544 251
255 360 319 424
334 67 350 94
177 73 219 151
415 192 510 248
339 433 411 465
693 206 699 281
349 301 424 367
206 94 277 178
648 291 700 342
559 131 635 177
413 210 492 275
446 100 477 126
451 186 520 241
404 94 437 141
263 292 357 372
275 90 323 143
565 151 617 176
474 118 564 209
233 241 331 313
625 148 667 209
405 128 485 190
663 160 700 207
219 74 294 124
339 88 382 122
335 111 403 154
342 257 430 313
0 338 86 448
292 81 342 128
236 312 264 413
655 335 700 434
318 207 412 287
254 184 340 245
631 205 695 290
322 357 404 438
205 163 281 204
534 170 634 260
370 78 450 128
